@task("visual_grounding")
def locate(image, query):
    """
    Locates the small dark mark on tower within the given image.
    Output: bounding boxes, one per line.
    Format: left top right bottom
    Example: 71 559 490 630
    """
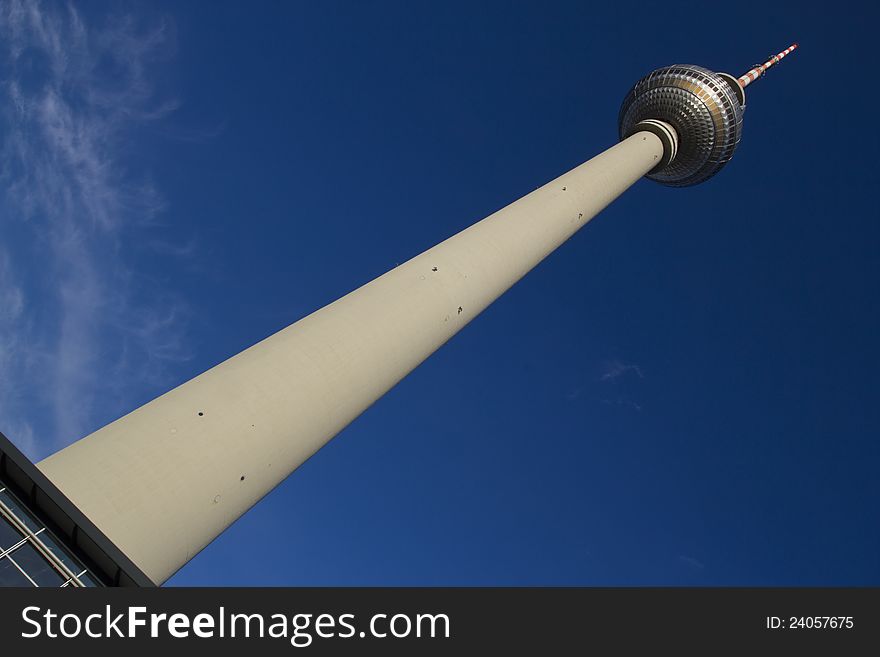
458 306 463 314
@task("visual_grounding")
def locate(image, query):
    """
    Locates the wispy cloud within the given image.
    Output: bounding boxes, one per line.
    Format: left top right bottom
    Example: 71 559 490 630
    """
0 1 192 458
599 359 644 382
0 248 37 455
678 554 705 571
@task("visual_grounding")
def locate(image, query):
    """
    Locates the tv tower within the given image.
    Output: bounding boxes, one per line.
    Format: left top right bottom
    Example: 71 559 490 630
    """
33 44 799 585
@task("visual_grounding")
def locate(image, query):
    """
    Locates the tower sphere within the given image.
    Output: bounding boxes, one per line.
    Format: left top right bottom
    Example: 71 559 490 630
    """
618 65 744 187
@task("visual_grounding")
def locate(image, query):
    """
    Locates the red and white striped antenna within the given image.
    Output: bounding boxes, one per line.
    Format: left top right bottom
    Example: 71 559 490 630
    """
738 43 798 88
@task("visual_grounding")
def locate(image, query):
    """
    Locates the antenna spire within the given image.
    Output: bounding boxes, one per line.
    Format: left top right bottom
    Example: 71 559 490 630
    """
738 43 798 88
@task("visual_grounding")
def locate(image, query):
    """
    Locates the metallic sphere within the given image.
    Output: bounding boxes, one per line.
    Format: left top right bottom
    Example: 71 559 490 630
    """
618 65 744 187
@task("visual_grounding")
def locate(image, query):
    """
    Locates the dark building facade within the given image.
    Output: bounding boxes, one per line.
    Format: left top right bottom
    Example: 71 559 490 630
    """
0 432 151 587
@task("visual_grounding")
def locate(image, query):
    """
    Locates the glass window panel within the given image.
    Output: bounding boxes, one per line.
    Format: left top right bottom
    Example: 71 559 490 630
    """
8 541 65 587
0 515 23 552
0 555 34 587
0 489 42 532
33 531 83 575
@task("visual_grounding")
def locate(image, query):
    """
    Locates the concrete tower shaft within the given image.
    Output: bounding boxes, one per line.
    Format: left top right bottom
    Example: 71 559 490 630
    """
34 44 798 586
39 131 670 585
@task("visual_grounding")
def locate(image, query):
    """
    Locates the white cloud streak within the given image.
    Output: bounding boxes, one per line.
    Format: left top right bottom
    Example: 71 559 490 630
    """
0 0 191 458
599 360 644 382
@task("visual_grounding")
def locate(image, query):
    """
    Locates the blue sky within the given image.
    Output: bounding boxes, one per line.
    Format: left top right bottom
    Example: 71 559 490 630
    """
1 0 877 586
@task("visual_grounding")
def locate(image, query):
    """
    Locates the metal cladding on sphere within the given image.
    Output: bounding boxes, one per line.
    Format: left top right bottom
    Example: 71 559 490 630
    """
618 65 744 187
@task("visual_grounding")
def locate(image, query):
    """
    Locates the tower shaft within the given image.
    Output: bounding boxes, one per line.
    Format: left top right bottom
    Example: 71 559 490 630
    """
38 131 666 584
